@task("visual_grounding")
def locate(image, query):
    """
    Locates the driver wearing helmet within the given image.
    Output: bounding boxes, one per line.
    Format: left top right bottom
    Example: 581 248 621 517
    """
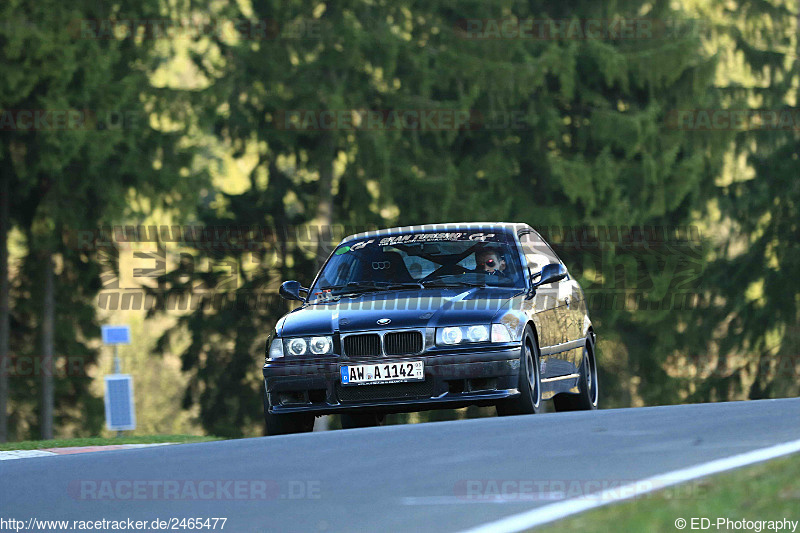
475 246 508 279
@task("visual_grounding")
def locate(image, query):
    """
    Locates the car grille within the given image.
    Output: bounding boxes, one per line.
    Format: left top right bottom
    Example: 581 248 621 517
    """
383 331 423 356
343 334 381 357
336 380 434 402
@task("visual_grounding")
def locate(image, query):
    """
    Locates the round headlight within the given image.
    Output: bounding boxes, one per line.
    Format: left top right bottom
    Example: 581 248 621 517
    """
466 325 489 343
309 336 332 355
441 327 463 344
287 338 307 356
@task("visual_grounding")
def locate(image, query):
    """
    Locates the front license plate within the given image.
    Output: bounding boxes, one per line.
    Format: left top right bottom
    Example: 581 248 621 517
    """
340 361 424 386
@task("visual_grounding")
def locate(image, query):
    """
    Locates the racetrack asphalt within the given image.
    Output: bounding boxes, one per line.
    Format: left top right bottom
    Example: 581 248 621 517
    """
2 398 799 532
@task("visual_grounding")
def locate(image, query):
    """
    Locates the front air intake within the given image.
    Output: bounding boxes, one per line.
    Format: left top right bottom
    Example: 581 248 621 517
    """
343 334 381 357
383 331 423 356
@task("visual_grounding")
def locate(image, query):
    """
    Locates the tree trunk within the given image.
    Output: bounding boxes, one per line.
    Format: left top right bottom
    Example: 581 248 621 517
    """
0 174 9 442
41 253 54 440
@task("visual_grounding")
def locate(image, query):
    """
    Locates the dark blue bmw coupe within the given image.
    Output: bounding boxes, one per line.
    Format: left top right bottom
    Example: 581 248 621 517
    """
263 223 598 434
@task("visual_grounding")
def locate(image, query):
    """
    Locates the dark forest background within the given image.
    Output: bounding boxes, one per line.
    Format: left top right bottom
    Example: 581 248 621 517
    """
1 0 798 440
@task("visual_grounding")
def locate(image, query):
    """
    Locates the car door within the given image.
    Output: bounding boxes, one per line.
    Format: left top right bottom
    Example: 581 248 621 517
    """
558 269 585 371
519 231 580 377
520 231 583 377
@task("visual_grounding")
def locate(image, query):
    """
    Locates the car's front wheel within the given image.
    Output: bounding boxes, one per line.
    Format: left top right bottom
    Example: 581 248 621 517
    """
264 395 315 435
496 325 542 416
553 336 599 412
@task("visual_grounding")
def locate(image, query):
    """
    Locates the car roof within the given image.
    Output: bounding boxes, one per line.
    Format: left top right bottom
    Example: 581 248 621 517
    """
341 222 535 244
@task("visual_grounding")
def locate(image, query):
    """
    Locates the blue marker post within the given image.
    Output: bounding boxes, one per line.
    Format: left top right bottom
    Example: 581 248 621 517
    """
101 325 133 437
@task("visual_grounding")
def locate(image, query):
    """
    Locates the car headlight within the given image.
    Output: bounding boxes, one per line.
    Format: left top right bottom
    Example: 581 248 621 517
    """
436 325 515 346
492 312 525 342
437 325 492 345
491 323 512 343
282 336 334 356
287 338 307 356
466 325 489 342
440 327 463 345
309 336 332 355
267 338 284 360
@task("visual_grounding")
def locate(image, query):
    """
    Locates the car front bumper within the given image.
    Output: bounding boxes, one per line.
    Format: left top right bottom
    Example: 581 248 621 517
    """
263 345 522 415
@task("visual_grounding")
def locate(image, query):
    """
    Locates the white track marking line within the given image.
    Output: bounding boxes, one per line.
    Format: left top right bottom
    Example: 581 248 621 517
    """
403 494 567 506
0 442 175 461
459 437 800 533
0 450 57 460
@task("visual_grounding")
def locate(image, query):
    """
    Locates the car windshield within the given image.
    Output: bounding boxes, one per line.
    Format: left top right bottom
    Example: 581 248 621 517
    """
309 231 525 299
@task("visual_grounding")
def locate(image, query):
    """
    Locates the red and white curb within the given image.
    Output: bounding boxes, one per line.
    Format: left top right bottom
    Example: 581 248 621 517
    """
0 443 174 461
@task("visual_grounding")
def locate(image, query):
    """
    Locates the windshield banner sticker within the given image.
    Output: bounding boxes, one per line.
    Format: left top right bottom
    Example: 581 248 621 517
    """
376 232 496 246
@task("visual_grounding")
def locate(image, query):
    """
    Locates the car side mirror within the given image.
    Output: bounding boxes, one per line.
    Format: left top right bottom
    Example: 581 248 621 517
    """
279 280 308 302
531 263 567 289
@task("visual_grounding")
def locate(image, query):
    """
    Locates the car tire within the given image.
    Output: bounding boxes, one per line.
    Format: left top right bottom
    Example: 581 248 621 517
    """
264 394 315 435
340 412 384 429
496 325 542 416
553 336 599 412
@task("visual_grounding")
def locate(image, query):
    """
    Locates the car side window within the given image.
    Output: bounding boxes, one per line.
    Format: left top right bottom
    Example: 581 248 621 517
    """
317 255 360 287
519 232 567 286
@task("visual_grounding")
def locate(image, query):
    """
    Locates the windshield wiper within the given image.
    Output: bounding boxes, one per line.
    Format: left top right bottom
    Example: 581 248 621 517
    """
317 283 379 296
383 282 425 290
421 279 486 288
317 281 423 297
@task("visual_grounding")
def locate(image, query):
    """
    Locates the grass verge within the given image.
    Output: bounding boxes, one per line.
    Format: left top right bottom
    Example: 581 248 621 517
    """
536 453 800 532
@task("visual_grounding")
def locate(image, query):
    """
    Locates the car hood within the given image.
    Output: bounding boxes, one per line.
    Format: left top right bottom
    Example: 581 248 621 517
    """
277 287 524 337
